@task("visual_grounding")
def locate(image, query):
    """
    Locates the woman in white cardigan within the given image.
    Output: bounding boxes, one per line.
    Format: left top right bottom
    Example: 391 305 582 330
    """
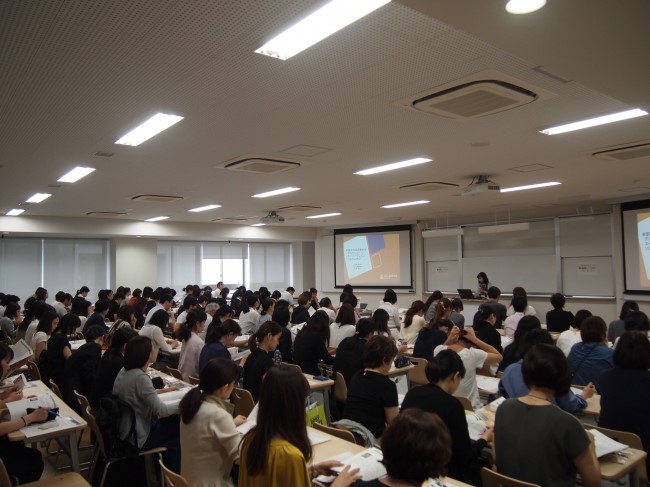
179 358 247 487
177 309 207 381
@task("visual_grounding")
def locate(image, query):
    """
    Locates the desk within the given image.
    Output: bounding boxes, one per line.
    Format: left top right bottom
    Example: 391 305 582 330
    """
599 447 646 487
69 339 85 351
23 473 89 487
582 394 601 418
8 381 87 473
305 374 335 421
387 364 414 392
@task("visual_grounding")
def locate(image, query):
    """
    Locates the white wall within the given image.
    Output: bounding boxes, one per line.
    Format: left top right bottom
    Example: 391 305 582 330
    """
112 238 158 290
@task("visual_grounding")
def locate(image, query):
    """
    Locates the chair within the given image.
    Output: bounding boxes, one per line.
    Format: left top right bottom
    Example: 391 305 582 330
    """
284 363 304 374
312 422 356 444
231 387 255 417
166 367 183 380
159 458 189 487
49 378 63 399
26 360 41 381
407 357 428 387
333 372 347 404
585 425 648 485
455 395 474 412
85 406 165 487
481 467 540 487
188 375 199 386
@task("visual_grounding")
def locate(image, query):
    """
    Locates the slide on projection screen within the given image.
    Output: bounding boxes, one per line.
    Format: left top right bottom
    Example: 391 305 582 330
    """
334 225 412 289
622 200 650 294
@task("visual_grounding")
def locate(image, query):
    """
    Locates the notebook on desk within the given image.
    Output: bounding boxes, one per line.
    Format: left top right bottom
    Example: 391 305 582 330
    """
457 289 477 300
359 302 368 310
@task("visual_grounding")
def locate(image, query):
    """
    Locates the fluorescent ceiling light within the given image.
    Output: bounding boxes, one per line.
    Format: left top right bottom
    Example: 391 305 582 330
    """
478 223 530 234
252 187 300 198
255 0 390 60
144 216 169 222
5 209 25 216
500 181 561 193
188 204 221 212
381 200 430 209
115 112 184 146
505 0 546 14
251 223 267 227
354 157 432 176
26 193 52 203
306 212 341 219
57 166 96 183
540 108 648 135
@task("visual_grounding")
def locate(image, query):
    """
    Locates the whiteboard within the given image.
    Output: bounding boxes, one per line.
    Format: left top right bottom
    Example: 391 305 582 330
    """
462 255 557 294
559 214 612 257
426 260 459 293
562 256 614 297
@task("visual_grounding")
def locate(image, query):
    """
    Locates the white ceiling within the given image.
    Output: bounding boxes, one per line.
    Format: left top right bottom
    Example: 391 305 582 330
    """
1 0 649 230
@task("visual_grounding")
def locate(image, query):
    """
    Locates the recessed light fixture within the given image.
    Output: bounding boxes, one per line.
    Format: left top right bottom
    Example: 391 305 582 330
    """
57 167 96 183
144 216 170 222
255 0 390 60
252 187 300 198
251 223 267 227
540 108 648 135
6 209 25 216
305 212 342 219
188 204 222 213
381 200 430 208
500 181 561 192
354 157 432 176
25 193 52 203
505 0 546 14
115 112 184 146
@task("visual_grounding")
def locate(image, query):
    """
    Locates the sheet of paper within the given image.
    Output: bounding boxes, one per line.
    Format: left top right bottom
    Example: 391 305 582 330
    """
231 349 251 362
590 429 628 458
476 375 500 393
9 339 33 366
158 388 191 410
307 429 331 446
330 447 386 481
7 394 57 420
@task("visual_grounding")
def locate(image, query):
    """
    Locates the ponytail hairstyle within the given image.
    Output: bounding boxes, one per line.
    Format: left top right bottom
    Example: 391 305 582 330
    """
403 300 425 328
259 298 274 316
242 294 259 314
434 298 452 323
205 319 241 345
424 349 466 384
179 358 239 424
178 309 207 342
248 321 282 352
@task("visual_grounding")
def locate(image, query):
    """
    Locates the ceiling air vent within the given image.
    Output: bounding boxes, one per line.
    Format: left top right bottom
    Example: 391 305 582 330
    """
277 205 322 212
400 181 459 192
131 194 183 203
85 211 128 218
592 143 650 161
216 154 302 174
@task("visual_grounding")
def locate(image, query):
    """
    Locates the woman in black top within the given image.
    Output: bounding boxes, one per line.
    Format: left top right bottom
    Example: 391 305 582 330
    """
293 311 333 375
90 327 138 406
498 315 541 372
333 318 377 385
472 303 503 354
64 325 104 413
272 303 293 363
401 350 491 485
546 293 574 332
290 292 311 325
242 322 282 402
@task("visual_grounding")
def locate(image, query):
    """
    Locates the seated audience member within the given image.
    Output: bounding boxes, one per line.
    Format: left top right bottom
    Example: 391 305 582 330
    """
472 303 503 354
486 286 507 328
238 295 261 334
333 318 377 386
622 310 650 339
180 358 247 486
175 296 198 326
567 316 614 391
0 301 21 341
498 315 541 372
341 293 361 323
52 291 70 318
39 314 77 389
290 292 311 325
506 287 536 317
412 316 451 360
90 327 138 406
65 325 104 409
399 300 426 345
494 344 600 487
105 305 136 349
139 309 179 354
608 300 638 343
556 309 592 356
30 311 59 361
599 331 650 473
128 288 141 307
377 289 400 331
449 298 465 329
107 292 125 322
330 304 357 349
308 288 320 311
339 284 354 305
401 350 489 485
239 365 358 487
23 302 52 346
293 311 334 375
499 329 594 414
204 304 235 340
177 309 207 381
255 298 275 332
434 327 502 410
132 297 147 328
423 290 443 323
144 292 175 327
243 322 282 402
216 287 229 308
113 336 181 472
503 296 527 338
372 308 391 338
546 293 574 332
272 303 293 363
83 299 110 335
0 343 47 483
319 297 337 323
341 335 399 442
350 409 451 487
199 319 242 372
76 286 90 299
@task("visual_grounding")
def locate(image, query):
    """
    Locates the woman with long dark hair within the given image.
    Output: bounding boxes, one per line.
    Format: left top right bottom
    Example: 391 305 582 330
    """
177 309 207 381
199 319 242 372
243 321 282 402
329 303 356 349
293 311 333 375
400 300 426 345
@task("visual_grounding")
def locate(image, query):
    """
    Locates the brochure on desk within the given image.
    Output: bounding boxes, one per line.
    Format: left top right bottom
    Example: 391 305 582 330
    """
9 339 33 366
329 447 386 481
7 395 57 419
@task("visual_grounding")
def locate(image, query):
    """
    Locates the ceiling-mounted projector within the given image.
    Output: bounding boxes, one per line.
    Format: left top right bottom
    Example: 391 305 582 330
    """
461 175 501 196
260 211 285 224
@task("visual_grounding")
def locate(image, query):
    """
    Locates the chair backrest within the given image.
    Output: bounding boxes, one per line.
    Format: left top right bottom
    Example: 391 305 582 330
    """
188 375 199 386
26 360 41 381
481 467 540 487
585 425 648 484
49 378 63 399
167 367 183 380
284 363 303 374
74 390 90 420
407 357 428 387
159 458 189 487
333 372 348 403
85 406 108 458
231 387 255 417
455 395 474 412
477 363 493 377
0 458 13 487
312 422 356 444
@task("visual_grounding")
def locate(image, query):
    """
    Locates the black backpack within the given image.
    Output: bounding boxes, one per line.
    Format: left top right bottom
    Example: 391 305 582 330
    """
92 395 140 458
